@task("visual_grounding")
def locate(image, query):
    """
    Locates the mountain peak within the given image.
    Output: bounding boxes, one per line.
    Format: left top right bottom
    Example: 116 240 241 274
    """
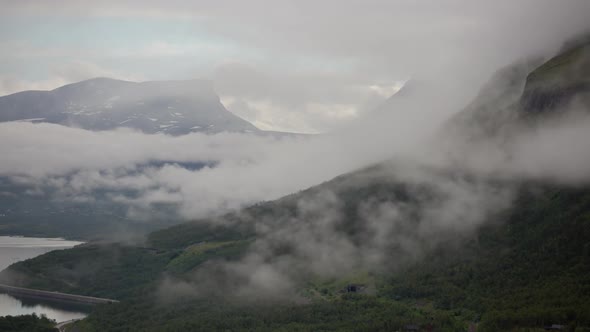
0 77 258 135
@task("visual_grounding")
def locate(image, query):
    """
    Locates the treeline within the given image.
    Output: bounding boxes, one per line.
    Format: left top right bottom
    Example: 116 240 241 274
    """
73 295 464 332
0 314 57 332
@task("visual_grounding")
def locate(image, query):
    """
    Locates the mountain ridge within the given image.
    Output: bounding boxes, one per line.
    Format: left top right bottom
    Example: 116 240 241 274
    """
2 40 590 331
0 77 259 136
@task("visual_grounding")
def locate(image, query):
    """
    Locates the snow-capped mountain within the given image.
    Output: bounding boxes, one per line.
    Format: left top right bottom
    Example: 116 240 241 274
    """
0 77 259 135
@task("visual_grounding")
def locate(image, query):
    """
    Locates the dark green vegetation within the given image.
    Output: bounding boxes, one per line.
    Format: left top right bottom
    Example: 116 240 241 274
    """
74 295 462 332
0 176 185 241
0 314 57 332
0 244 173 299
1 167 491 331
384 184 590 331
520 41 590 114
2 40 590 331
3 181 590 331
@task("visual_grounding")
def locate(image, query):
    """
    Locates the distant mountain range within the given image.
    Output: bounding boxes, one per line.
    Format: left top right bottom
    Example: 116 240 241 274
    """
0 77 260 135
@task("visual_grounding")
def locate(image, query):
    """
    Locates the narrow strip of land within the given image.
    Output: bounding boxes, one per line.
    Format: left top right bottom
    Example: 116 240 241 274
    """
0 283 118 304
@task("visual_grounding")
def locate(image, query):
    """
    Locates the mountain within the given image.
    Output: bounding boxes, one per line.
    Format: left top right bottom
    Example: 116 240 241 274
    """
449 40 590 140
0 78 300 240
2 40 590 331
0 77 259 135
519 41 590 114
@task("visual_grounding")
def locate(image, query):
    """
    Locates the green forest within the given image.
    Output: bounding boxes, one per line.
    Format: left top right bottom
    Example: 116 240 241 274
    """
0 314 57 332
3 181 590 331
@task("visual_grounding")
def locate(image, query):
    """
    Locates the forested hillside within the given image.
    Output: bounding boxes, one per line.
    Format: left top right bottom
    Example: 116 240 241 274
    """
1 39 589 332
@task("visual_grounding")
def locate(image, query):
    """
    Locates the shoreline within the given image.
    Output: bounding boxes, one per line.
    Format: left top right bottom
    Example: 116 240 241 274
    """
0 284 118 305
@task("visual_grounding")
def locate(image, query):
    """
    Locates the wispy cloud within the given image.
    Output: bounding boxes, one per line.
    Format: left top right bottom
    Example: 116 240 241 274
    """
3 1 588 131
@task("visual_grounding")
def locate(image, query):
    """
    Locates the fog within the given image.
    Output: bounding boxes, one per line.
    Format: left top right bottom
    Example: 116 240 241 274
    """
1 0 589 302
2 83 589 223
2 1 590 132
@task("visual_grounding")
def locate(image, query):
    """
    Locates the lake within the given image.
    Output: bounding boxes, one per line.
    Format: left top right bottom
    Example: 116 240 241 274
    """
0 236 89 322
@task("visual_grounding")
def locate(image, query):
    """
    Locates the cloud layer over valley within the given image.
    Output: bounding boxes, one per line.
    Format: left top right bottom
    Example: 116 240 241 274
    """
2 0 589 132
1 0 590 303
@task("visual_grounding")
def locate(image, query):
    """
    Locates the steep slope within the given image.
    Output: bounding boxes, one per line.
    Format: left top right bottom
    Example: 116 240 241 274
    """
520 41 590 114
73 185 590 331
1 163 491 331
383 184 590 330
0 77 259 135
4 168 589 330
2 40 590 331
448 57 542 138
448 39 590 142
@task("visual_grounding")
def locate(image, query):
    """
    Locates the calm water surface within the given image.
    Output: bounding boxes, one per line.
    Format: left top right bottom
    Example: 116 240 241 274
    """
0 236 89 321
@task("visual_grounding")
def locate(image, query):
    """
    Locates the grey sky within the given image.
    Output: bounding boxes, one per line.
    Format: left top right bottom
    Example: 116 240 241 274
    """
1 0 589 132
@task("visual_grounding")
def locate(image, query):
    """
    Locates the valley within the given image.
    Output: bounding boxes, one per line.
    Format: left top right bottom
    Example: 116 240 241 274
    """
1 3 589 331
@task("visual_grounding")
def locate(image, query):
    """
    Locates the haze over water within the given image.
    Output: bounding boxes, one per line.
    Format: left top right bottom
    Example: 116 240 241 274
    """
0 236 87 322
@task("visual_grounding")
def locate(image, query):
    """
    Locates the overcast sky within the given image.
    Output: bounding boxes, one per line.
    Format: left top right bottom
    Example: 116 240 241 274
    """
1 0 589 132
